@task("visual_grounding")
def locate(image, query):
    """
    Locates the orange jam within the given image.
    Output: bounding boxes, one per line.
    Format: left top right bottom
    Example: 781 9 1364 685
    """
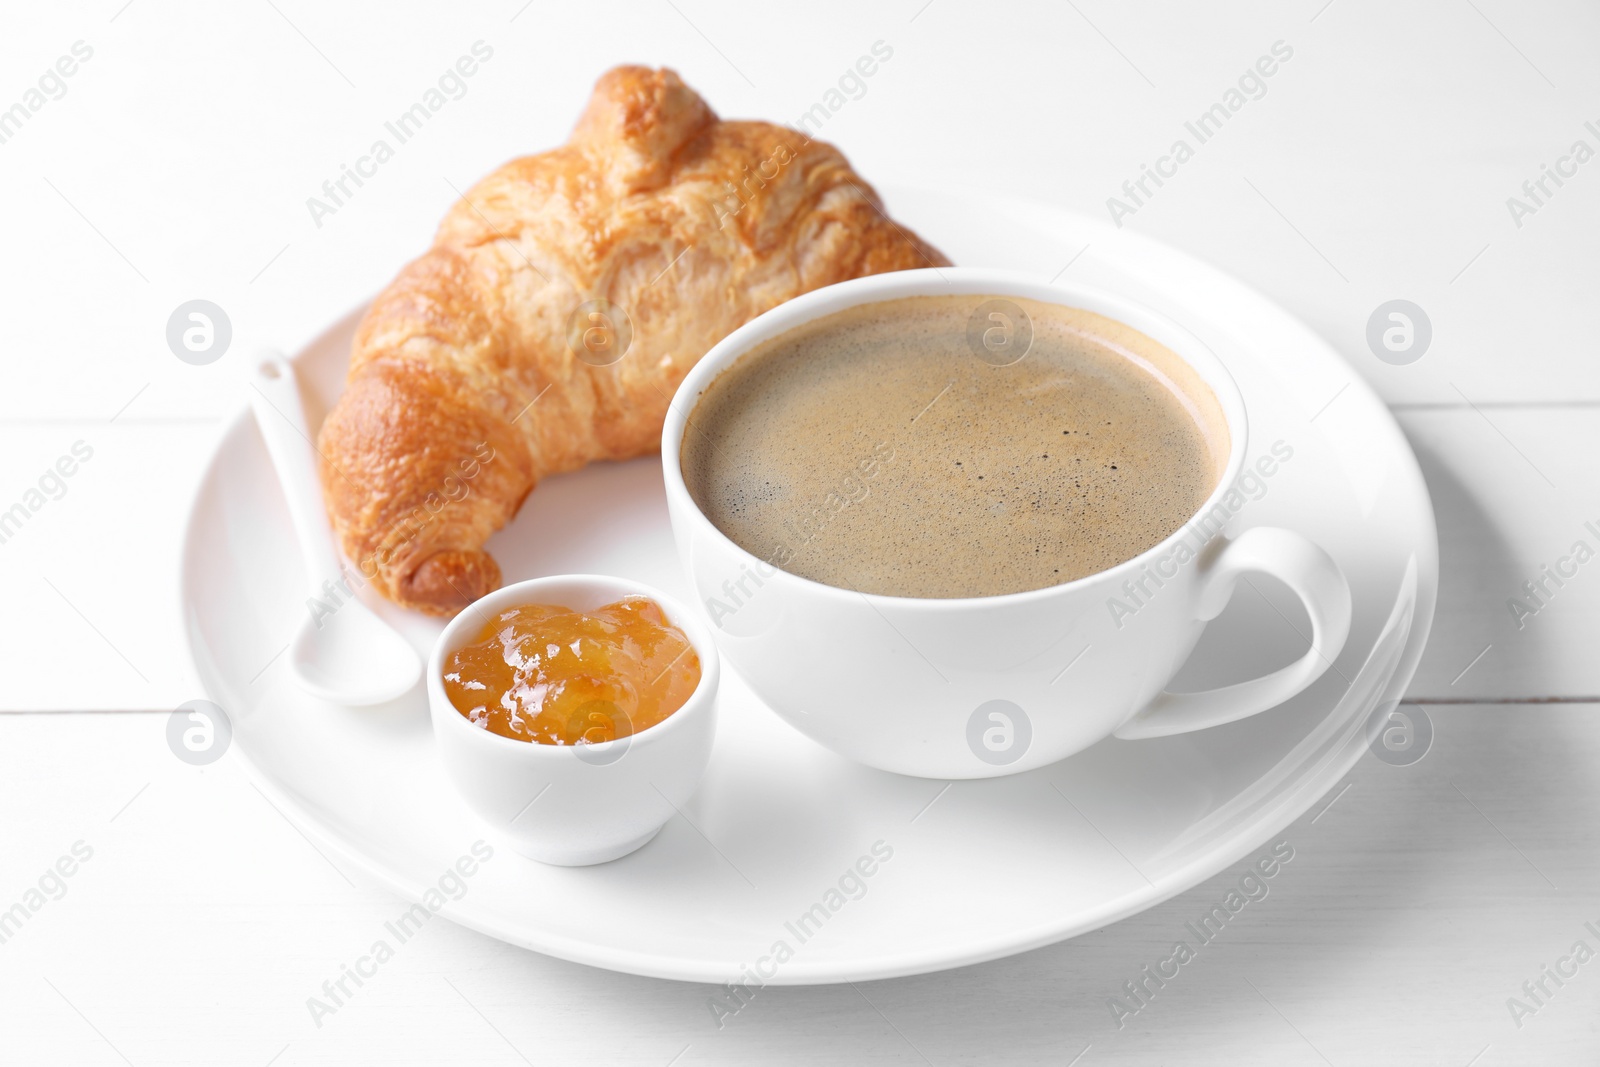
443 597 701 745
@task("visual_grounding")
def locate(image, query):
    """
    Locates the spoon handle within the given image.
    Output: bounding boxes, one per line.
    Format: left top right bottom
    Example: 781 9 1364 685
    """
248 353 348 595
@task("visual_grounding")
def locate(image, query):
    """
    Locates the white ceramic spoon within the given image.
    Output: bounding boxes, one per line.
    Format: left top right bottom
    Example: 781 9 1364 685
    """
248 353 422 705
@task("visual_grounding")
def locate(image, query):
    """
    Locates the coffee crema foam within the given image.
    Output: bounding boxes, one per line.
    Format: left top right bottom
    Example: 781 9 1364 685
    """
681 295 1230 599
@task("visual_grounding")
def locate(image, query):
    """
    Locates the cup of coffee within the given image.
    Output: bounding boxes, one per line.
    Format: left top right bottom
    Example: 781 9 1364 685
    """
661 268 1351 778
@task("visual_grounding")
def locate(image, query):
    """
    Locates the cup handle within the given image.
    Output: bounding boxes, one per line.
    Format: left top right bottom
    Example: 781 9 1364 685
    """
1113 527 1352 740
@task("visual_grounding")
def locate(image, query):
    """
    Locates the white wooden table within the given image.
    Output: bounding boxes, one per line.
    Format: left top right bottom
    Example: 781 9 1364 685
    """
3 1 1595 1062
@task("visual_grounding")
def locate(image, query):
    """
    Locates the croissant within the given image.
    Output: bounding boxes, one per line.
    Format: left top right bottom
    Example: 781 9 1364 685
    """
316 65 948 615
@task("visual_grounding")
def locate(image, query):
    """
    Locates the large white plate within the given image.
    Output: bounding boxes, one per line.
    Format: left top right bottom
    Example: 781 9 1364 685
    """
181 187 1437 984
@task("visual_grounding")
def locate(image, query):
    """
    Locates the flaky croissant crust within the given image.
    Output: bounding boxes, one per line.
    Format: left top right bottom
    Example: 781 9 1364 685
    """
317 65 948 614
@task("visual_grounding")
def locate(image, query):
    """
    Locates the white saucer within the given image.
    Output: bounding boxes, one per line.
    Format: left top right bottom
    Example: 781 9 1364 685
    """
180 186 1437 985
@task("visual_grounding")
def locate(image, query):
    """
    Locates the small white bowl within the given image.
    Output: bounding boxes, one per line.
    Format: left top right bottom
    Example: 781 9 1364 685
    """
428 574 720 866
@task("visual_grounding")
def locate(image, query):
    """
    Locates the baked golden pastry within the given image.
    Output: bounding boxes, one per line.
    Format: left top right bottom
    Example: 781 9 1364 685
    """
317 64 948 615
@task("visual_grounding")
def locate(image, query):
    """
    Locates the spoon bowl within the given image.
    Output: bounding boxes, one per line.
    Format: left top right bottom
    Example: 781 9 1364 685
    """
290 599 422 706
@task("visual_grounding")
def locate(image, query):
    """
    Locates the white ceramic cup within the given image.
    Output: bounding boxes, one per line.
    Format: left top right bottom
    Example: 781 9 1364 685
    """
661 268 1351 780
428 575 720 865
